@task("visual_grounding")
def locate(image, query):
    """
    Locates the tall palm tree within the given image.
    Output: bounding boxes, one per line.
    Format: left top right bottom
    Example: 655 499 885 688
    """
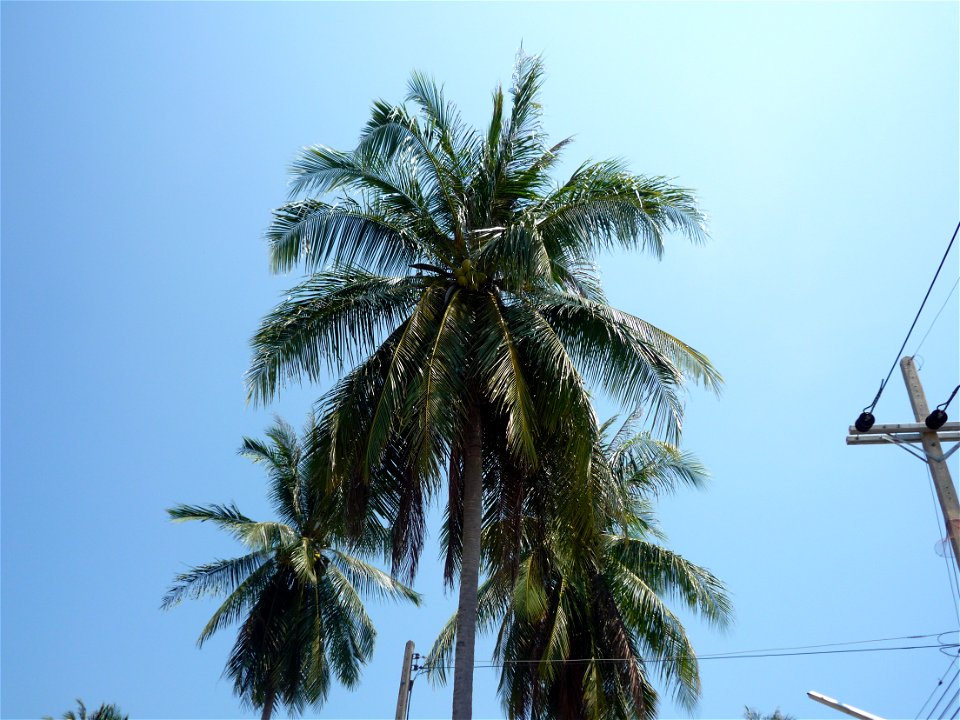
162 417 419 720
247 53 721 718
426 415 732 719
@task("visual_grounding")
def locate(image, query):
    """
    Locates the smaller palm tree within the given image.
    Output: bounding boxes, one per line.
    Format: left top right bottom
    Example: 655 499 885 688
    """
163 416 419 720
426 414 732 720
44 699 127 720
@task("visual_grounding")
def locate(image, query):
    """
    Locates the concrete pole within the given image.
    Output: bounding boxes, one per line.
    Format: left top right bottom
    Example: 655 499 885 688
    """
395 640 415 720
900 356 960 573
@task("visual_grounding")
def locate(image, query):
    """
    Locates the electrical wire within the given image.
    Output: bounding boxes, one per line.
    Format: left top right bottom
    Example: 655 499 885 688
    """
861 221 959 415
913 277 960 357
917 657 960 719
420 640 960 671
928 685 960 720
944 690 960 720
926 670 960 720
702 631 949 656
938 385 960 413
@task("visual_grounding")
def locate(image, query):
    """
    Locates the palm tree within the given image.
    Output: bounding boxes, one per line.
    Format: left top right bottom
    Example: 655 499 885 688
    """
247 52 721 718
425 415 732 719
162 416 419 720
744 708 796 720
44 699 128 720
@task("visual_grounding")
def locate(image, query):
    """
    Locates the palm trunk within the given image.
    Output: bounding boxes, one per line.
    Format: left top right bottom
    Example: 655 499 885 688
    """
260 690 275 720
451 403 483 719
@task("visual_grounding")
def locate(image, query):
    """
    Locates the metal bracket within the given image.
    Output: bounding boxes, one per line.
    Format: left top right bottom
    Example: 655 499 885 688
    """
877 433 931 462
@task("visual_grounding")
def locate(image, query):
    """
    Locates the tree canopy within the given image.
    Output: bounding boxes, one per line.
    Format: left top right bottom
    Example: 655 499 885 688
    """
246 51 721 717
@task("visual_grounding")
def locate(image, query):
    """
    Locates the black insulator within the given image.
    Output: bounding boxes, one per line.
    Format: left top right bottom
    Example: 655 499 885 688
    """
925 408 948 430
855 412 876 432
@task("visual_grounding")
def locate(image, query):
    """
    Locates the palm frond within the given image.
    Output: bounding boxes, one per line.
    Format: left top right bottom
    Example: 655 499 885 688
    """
409 287 469 478
539 163 707 258
360 286 442 475
196 558 278 646
326 549 421 604
358 94 469 248
162 551 271 610
474 292 538 466
607 535 732 629
318 565 375 685
246 269 423 404
535 289 722 442
166 503 263 542
268 197 427 275
603 551 704 711
405 71 479 195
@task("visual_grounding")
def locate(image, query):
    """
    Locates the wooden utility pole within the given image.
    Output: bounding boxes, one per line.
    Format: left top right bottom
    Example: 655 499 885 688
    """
899 356 960 571
395 640 415 720
846 356 960 574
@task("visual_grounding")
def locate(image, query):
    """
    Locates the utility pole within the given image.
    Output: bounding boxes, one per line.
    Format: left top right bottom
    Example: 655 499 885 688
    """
846 356 960 574
900 356 960 571
395 640 415 720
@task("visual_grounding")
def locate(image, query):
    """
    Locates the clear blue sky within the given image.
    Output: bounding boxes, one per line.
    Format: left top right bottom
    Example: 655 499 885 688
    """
2 2 958 719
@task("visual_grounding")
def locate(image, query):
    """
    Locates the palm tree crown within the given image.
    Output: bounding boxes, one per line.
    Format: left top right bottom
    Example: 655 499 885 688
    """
45 699 128 720
162 416 419 720
247 52 721 718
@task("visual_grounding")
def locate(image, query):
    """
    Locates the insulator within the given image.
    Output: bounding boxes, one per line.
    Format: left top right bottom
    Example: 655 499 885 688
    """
855 412 876 432
925 408 948 430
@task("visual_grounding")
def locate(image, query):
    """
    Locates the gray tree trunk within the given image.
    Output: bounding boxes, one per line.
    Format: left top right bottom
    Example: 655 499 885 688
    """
260 690 275 720
451 403 483 719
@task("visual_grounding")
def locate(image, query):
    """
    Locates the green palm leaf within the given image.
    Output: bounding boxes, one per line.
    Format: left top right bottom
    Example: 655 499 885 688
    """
246 269 424 404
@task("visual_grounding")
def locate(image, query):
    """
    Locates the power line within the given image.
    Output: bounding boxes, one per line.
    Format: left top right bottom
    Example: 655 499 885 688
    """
913 276 960 357
944 691 960 720
917 657 960 719
939 386 960 413
925 670 958 720
928 684 960 720
421 640 959 671
703 631 951 657
861 221 959 417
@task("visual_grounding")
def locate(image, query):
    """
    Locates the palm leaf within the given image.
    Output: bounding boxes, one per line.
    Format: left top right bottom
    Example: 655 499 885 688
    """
246 269 423 404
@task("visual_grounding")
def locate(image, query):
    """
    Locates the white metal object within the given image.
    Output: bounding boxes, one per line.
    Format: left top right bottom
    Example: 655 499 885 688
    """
807 691 885 720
